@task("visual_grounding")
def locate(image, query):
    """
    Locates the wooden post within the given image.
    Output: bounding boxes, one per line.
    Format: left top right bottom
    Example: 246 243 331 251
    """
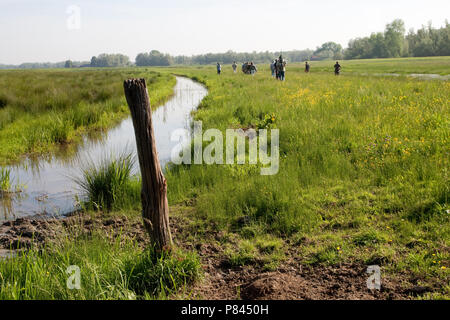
123 78 172 251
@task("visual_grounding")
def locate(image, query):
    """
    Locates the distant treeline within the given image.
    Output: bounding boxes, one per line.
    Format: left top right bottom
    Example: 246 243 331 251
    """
0 60 89 69
135 49 314 66
89 53 131 68
345 20 450 59
1 19 448 69
0 53 131 70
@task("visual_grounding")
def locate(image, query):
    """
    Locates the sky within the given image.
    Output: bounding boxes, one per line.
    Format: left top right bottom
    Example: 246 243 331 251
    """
0 0 449 64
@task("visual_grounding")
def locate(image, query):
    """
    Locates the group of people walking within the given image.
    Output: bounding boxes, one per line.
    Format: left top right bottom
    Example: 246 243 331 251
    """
241 61 257 75
270 55 287 81
218 61 258 75
216 59 342 78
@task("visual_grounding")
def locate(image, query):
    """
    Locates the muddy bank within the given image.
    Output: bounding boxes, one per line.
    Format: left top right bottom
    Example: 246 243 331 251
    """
0 213 443 300
189 239 433 300
0 214 147 251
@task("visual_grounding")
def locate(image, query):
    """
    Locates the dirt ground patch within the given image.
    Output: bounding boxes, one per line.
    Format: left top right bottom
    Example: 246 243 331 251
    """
239 267 406 300
0 214 441 300
0 214 149 250
189 243 415 300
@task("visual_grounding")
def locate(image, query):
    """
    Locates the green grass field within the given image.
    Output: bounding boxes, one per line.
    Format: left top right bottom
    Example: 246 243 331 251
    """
301 56 450 75
0 57 449 299
163 61 449 297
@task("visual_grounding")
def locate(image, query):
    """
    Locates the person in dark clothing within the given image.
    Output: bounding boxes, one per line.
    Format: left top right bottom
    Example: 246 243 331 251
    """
274 59 279 79
217 62 221 75
305 61 310 73
250 62 257 75
275 55 286 81
334 61 341 75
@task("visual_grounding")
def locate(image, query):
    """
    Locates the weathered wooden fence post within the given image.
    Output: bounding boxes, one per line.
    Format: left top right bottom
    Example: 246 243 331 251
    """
123 78 172 251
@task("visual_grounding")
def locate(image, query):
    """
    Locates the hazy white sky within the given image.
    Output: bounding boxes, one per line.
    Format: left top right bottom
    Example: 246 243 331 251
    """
0 0 449 64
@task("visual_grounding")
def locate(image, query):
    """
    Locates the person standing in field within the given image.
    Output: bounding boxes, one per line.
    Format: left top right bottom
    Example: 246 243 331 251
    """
250 62 257 76
270 60 276 78
274 59 279 79
232 61 237 73
242 62 250 74
281 59 287 80
334 61 341 75
217 62 222 75
305 61 310 73
276 55 286 81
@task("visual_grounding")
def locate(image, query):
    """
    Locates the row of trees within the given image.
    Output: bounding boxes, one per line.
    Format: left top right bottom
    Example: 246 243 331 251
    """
345 20 450 59
406 22 450 57
90 53 131 67
64 54 131 69
311 42 343 60
1 54 130 69
135 51 173 66
135 49 315 66
177 50 314 65
0 60 89 69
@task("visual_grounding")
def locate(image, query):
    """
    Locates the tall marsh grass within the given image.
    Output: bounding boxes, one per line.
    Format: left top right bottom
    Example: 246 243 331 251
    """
0 231 201 299
164 65 449 235
74 151 139 211
0 167 11 193
0 69 176 165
